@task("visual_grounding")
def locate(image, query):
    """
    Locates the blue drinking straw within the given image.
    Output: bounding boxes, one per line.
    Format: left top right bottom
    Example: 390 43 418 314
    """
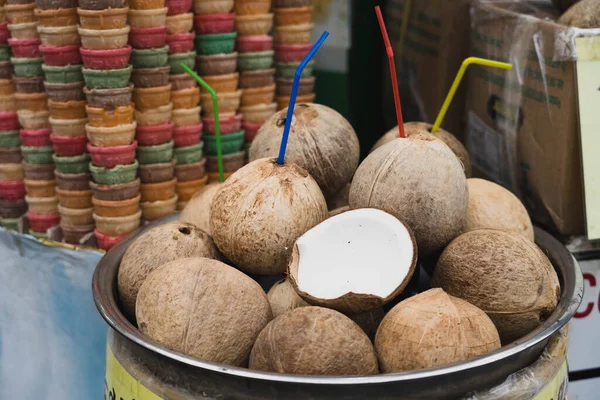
277 31 330 165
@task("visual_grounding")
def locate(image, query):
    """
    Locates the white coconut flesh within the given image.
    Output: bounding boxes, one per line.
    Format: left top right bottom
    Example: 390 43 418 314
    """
296 208 415 300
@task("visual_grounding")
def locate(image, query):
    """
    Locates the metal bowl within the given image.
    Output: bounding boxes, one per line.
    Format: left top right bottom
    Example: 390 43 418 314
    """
93 223 583 399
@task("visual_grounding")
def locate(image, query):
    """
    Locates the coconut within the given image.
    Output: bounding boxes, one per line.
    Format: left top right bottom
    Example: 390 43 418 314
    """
249 104 360 197
432 229 560 343
179 182 223 235
288 208 417 314
136 257 272 366
557 0 595 26
267 278 384 340
375 288 501 372
329 205 349 217
249 306 379 375
465 178 534 241
210 157 328 275
118 222 221 321
326 184 350 210
267 278 309 318
350 134 468 259
553 0 581 12
350 308 385 341
371 122 472 177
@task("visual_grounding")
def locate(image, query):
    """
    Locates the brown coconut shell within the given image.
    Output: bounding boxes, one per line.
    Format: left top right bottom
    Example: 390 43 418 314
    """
136 257 272 367
118 222 221 321
351 308 385 342
287 222 418 314
210 158 329 275
350 133 468 259
249 103 360 197
267 278 309 318
266 278 384 340
371 122 472 178
329 205 349 217
249 306 379 375
557 0 597 27
179 182 223 235
375 288 501 372
553 0 581 12
432 229 560 344
465 178 534 241
326 183 350 210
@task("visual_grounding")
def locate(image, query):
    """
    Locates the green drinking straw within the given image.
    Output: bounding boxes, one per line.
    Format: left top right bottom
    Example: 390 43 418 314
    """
181 64 224 183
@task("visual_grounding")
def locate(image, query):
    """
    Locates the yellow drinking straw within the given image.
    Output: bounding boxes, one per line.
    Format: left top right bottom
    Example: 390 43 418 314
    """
431 57 512 133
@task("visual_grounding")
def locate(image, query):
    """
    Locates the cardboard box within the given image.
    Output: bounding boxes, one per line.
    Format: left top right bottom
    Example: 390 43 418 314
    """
384 0 471 139
467 1 584 235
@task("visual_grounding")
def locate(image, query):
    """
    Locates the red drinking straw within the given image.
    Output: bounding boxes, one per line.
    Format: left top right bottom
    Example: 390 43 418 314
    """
375 5 405 138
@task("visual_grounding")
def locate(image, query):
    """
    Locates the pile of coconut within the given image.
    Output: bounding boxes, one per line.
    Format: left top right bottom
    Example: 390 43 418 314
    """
117 104 561 376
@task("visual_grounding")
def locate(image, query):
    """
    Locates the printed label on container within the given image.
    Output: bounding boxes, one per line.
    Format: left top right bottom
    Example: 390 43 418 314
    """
104 344 163 400
532 360 568 400
568 257 600 371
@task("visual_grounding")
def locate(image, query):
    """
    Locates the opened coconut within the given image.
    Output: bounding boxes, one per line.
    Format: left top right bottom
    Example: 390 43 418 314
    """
210 158 328 275
465 178 534 241
118 222 221 320
249 306 378 375
371 122 472 177
432 229 560 343
249 104 360 197
288 208 417 314
350 133 468 258
267 278 384 340
179 182 224 235
136 257 272 366
375 288 501 372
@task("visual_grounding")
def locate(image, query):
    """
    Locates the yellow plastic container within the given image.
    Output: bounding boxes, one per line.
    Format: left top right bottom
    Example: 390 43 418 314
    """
0 163 24 181
25 195 59 214
93 209 141 236
24 179 57 197
171 87 200 110
193 0 233 15
235 13 273 36
273 22 314 44
85 122 136 146
171 106 201 127
77 7 129 30
18 110 50 129
49 117 87 137
200 89 241 115
239 102 277 123
38 25 80 46
166 12 193 34
57 205 94 225
78 26 130 49
85 104 134 127
140 194 177 221
134 102 173 127
127 7 168 29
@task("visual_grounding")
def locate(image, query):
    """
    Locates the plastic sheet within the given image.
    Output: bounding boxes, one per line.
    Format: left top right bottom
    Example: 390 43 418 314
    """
465 0 600 236
462 327 569 399
0 228 106 399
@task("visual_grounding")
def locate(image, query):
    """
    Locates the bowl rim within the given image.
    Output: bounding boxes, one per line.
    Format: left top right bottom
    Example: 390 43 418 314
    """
93 222 584 386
